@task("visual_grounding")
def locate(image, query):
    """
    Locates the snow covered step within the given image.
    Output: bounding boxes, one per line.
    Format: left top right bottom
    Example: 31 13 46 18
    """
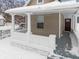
11 41 50 56
69 32 79 56
70 32 78 47
11 32 56 56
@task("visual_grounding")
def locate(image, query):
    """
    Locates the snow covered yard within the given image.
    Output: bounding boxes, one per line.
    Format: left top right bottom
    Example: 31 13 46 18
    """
0 24 20 39
0 38 47 59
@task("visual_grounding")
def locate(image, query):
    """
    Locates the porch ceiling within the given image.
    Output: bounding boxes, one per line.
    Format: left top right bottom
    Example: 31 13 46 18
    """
5 1 79 15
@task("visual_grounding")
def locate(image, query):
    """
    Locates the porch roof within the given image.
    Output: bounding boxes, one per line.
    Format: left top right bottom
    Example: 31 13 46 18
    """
5 1 79 15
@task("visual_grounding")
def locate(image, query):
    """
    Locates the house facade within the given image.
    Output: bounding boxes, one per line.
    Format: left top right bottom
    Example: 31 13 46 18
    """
11 0 65 37
5 0 79 58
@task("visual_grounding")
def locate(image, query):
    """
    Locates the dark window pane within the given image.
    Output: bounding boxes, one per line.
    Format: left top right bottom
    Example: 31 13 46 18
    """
38 0 42 3
77 17 79 23
37 23 44 29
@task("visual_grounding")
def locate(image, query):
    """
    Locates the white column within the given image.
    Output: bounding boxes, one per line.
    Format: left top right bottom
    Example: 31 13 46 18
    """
25 16 27 31
75 15 77 31
72 15 75 31
59 11 61 38
11 14 15 32
27 13 32 34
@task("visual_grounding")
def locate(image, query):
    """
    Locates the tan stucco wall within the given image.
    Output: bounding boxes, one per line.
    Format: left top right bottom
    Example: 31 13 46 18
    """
31 13 59 36
28 0 55 6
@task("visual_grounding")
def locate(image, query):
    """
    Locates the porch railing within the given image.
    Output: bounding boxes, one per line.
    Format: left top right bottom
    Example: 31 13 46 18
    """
0 30 11 39
11 32 56 56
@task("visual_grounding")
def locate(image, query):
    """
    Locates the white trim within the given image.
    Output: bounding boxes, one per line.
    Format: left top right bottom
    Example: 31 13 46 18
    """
25 16 27 30
72 15 75 31
11 14 15 32
76 15 79 23
37 0 44 5
59 11 61 38
27 13 32 34
75 15 79 31
75 15 77 31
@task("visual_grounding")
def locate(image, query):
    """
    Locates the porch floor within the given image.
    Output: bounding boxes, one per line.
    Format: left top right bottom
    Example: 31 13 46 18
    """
53 32 79 59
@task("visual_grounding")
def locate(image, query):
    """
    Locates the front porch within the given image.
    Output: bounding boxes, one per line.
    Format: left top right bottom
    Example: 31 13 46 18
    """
4 1 79 59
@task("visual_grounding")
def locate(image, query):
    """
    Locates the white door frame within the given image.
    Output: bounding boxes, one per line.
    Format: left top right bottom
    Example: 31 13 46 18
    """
74 15 79 31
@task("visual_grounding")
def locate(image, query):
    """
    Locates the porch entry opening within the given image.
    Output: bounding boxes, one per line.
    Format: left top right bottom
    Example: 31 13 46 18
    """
65 18 71 31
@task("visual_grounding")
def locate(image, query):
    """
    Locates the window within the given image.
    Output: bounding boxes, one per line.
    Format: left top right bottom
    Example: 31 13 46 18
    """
37 16 44 29
77 17 79 23
37 0 44 4
38 0 42 3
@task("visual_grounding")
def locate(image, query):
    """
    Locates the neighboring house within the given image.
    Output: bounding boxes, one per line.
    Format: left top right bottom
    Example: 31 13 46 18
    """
0 15 5 26
5 0 79 58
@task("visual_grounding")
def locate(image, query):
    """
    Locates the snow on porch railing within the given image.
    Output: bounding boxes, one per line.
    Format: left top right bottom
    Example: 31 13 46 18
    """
11 32 56 56
0 30 11 39
23 0 31 6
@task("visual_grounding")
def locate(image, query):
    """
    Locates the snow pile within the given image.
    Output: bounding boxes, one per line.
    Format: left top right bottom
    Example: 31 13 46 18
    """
0 39 46 59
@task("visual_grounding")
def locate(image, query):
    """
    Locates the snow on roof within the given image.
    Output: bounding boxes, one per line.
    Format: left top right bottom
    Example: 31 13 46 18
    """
5 1 79 15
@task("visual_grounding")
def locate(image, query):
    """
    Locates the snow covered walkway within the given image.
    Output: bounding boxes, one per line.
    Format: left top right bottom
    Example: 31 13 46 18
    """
0 38 47 59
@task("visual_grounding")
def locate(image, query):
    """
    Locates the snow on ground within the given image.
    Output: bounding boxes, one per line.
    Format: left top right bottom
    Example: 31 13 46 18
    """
0 37 46 59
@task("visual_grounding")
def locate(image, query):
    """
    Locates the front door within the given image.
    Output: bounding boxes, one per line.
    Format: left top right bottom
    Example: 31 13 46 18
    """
65 18 71 31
